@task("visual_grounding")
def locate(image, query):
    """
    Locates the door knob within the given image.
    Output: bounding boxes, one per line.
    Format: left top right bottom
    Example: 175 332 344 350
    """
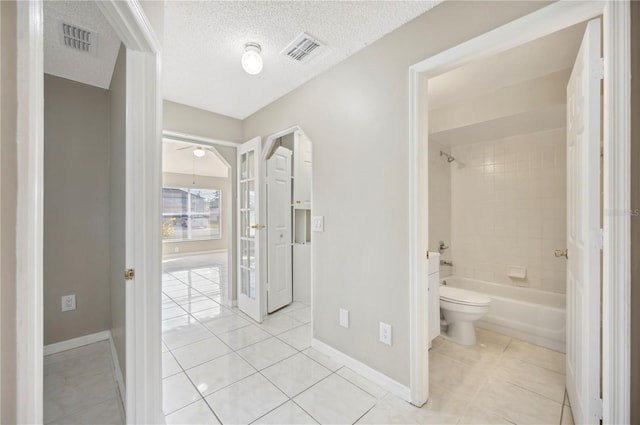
250 224 266 230
554 249 568 259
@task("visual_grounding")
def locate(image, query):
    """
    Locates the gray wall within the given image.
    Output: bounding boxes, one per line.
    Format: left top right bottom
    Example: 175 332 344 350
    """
162 172 230 255
1 1 17 422
110 44 127 381
163 102 239 300
630 2 639 423
242 1 548 385
43 75 111 345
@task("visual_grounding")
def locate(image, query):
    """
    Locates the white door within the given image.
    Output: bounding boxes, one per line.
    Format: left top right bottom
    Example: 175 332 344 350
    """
267 147 293 312
237 137 262 322
565 18 602 424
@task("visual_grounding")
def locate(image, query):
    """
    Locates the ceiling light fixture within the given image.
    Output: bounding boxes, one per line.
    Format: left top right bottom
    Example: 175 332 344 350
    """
242 42 263 75
193 147 206 158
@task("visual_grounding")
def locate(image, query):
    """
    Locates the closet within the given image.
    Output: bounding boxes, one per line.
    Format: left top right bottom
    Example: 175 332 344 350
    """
266 130 312 313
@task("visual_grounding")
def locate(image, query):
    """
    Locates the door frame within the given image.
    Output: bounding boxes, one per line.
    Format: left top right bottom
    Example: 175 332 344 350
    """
407 1 631 423
162 129 237 308
15 1 163 423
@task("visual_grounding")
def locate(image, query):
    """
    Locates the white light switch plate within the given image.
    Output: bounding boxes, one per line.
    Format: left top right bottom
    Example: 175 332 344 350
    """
339 308 349 328
312 216 324 232
61 294 76 312
379 322 392 346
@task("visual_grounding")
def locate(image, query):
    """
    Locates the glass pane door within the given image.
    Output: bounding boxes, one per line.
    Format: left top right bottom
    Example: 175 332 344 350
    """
237 138 261 322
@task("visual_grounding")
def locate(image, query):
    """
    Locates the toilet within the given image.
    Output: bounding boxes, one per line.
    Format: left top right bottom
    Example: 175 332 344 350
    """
439 286 491 346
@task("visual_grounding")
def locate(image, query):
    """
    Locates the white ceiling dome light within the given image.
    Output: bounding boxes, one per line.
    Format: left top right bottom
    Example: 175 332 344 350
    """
193 147 206 158
242 42 263 75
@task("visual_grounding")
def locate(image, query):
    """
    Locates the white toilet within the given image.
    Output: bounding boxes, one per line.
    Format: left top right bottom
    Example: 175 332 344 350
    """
439 286 491 346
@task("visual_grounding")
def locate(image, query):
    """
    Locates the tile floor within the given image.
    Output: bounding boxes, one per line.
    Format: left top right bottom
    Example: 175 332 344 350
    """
43 341 124 425
162 254 574 425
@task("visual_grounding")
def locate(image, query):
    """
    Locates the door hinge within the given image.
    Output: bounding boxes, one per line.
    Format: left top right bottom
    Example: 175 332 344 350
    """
597 397 603 420
124 269 135 281
426 251 429 260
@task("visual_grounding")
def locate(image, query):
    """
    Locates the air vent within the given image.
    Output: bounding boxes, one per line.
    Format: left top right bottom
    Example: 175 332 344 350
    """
281 32 328 64
60 22 95 54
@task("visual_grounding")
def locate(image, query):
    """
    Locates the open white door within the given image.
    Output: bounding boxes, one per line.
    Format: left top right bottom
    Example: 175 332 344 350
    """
267 147 293 313
237 137 263 322
565 18 602 424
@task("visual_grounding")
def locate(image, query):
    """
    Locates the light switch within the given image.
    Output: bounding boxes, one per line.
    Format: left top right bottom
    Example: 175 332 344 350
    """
312 216 324 232
339 308 349 328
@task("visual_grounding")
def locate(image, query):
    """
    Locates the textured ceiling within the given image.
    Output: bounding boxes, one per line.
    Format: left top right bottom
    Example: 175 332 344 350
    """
163 1 441 119
164 140 230 178
44 1 121 89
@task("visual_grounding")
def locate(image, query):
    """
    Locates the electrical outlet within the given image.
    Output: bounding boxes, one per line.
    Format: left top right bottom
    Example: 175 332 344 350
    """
339 308 349 328
61 294 76 312
379 322 392 346
312 216 324 232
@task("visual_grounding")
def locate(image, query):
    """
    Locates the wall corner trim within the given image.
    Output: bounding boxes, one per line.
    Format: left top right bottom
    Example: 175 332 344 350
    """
311 338 412 403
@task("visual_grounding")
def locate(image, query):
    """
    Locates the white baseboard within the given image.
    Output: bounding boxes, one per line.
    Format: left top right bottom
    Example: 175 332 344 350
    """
109 334 126 407
43 330 111 356
311 338 412 402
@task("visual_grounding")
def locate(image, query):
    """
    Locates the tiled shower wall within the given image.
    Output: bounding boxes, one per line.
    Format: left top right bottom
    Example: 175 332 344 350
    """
450 128 567 293
428 141 452 277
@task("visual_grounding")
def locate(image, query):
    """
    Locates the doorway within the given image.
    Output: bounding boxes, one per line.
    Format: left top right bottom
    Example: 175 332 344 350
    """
15 1 162 423
161 139 233 308
235 127 313 324
407 2 630 424
265 129 313 315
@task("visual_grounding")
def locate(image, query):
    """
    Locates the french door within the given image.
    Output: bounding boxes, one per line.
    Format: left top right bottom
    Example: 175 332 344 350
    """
237 137 262 322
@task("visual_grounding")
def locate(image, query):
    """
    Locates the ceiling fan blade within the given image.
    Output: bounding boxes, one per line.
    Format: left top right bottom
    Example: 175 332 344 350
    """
176 146 193 151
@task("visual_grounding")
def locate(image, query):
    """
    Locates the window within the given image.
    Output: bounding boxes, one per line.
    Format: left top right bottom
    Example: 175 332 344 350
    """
162 187 222 241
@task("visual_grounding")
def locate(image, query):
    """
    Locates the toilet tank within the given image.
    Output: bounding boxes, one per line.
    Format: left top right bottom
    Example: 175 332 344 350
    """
428 253 440 344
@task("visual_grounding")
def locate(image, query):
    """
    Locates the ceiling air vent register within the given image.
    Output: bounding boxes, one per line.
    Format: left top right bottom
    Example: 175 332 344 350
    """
60 21 96 55
281 32 329 64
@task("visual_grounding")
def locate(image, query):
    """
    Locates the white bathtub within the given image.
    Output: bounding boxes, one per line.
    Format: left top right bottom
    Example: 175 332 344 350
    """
441 276 566 353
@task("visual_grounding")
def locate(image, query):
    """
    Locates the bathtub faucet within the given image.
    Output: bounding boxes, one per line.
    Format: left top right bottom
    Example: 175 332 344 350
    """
440 259 453 267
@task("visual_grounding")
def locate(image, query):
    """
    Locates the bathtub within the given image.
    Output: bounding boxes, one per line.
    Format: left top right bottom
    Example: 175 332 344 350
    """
441 276 566 353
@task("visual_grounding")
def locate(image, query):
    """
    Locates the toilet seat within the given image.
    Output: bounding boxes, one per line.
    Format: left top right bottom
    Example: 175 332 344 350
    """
439 286 490 307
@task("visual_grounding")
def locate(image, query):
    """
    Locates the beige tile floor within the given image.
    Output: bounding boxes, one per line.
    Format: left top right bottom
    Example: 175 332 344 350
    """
43 341 125 425
161 256 575 425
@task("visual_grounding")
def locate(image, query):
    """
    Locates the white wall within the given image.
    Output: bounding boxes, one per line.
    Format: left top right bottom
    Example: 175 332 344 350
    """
242 1 548 386
428 141 453 278
450 128 567 293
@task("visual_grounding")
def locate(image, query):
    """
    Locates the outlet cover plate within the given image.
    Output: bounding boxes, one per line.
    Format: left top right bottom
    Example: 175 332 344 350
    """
61 294 76 312
339 308 349 328
379 322 392 345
